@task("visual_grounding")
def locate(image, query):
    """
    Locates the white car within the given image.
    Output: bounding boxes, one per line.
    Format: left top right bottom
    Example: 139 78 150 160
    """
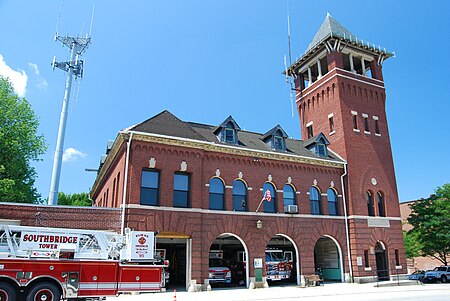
422 266 450 283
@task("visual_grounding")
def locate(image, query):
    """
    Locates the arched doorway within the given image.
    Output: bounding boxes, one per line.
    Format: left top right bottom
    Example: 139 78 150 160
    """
375 241 389 281
313 236 343 281
208 233 249 288
265 234 299 285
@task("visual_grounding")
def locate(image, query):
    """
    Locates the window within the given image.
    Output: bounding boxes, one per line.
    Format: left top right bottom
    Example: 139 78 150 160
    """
173 173 189 207
283 184 295 208
366 191 375 216
352 112 358 130
364 250 370 268
395 249 400 266
364 117 369 132
140 170 159 206
232 180 247 211
327 188 338 216
274 136 284 151
310 186 322 215
374 117 380 135
377 191 386 217
209 177 225 210
316 144 327 157
263 182 276 213
329 116 335 133
225 128 235 143
307 124 314 139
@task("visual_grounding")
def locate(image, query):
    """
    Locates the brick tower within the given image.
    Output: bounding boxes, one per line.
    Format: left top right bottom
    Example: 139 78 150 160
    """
288 14 406 281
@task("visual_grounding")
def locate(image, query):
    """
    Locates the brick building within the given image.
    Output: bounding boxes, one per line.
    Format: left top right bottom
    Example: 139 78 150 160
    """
89 14 406 289
0 14 406 290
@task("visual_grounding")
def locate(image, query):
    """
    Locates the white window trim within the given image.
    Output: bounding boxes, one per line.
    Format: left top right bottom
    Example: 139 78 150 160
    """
353 129 360 132
351 111 358 115
329 130 336 136
362 113 369 118
375 133 381 137
327 113 334 118
306 121 313 127
364 131 371 135
372 115 379 121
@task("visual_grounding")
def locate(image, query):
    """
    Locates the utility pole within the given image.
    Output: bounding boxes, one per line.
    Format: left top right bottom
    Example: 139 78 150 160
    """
48 34 91 205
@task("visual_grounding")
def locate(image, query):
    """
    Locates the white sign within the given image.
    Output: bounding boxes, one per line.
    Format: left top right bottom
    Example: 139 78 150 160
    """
254 258 263 269
126 231 155 261
356 256 363 266
20 231 79 252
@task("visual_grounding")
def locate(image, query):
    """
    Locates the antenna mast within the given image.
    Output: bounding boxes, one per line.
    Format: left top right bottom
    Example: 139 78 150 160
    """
284 0 296 117
48 28 91 205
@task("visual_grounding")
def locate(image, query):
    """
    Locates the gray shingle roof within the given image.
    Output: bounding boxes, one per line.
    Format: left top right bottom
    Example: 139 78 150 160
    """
130 110 343 163
306 13 354 53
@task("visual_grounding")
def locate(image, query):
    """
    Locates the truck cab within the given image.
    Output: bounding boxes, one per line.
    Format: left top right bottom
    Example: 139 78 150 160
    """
208 250 231 285
265 249 292 281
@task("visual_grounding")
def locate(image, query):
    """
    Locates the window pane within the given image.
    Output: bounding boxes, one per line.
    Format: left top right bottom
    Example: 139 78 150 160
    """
353 115 358 129
283 184 295 206
310 187 321 214
209 193 224 210
174 174 188 191
367 192 374 216
274 136 283 150
263 183 276 213
233 180 247 211
209 178 224 194
378 192 385 217
225 128 235 143
140 188 158 206
209 178 224 210
173 191 188 207
327 189 338 216
141 171 159 188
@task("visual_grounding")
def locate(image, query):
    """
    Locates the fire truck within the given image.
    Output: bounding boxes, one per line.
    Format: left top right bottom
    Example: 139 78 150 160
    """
265 249 292 281
0 225 168 301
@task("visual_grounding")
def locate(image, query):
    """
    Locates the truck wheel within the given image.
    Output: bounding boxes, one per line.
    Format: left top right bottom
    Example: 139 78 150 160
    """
0 282 16 301
26 283 61 301
441 275 447 283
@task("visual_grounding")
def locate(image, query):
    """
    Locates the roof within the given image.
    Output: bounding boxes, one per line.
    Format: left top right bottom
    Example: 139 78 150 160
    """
303 133 330 148
129 110 343 163
306 13 354 53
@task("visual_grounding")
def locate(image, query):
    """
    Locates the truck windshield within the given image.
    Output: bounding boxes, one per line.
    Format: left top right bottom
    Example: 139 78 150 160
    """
209 258 225 267
265 252 284 262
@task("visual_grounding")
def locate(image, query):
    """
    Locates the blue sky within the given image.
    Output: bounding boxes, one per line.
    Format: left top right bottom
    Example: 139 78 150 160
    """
0 0 448 203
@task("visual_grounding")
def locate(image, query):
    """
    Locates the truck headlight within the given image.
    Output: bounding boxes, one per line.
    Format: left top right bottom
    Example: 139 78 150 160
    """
209 272 214 278
226 271 231 278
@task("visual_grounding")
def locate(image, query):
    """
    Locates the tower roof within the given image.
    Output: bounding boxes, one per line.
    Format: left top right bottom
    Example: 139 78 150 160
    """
306 13 354 53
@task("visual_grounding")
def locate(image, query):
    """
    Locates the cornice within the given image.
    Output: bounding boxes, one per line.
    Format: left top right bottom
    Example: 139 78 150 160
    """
132 132 344 169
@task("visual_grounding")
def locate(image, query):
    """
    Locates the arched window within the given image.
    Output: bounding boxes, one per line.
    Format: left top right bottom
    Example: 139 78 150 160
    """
310 186 322 215
377 191 386 217
232 180 247 211
367 191 375 216
209 177 225 210
283 184 295 208
263 182 276 213
327 188 338 216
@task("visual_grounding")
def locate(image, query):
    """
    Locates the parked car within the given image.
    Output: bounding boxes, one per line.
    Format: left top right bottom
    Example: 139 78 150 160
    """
408 270 425 281
422 266 450 283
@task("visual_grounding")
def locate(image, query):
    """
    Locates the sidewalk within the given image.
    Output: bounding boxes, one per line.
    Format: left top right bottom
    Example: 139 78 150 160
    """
107 282 449 301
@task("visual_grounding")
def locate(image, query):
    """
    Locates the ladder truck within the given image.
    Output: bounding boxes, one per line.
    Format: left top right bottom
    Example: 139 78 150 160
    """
0 225 168 301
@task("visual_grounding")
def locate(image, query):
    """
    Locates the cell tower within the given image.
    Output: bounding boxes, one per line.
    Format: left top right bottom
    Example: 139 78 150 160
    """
48 32 91 206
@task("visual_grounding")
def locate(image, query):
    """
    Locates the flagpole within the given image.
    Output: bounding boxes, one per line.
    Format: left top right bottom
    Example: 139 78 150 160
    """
255 197 266 213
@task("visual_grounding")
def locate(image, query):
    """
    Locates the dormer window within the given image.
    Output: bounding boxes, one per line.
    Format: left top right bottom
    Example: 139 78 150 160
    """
213 116 241 145
262 125 288 152
304 133 330 158
224 127 235 143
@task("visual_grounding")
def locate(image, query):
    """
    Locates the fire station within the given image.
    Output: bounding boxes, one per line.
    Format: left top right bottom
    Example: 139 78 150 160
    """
0 14 407 291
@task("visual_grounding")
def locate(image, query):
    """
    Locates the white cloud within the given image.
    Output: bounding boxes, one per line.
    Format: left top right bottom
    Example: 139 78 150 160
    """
0 54 28 97
28 62 40 76
63 148 87 162
28 62 48 91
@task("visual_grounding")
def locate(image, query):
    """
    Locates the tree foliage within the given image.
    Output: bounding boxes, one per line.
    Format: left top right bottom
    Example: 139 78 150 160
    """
57 192 92 206
403 230 422 259
0 76 46 203
407 184 450 265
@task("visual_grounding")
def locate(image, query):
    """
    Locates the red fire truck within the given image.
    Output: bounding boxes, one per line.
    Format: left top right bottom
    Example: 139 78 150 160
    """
265 249 292 281
0 225 168 301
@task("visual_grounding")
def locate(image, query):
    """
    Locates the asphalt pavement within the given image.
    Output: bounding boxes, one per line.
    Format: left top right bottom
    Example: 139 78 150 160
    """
106 282 450 301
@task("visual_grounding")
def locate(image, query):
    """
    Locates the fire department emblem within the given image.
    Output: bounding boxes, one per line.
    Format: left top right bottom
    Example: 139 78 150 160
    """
138 237 146 245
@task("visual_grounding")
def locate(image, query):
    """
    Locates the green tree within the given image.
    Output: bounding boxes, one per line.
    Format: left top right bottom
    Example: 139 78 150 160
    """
407 184 450 265
0 76 46 203
403 229 422 258
57 192 92 206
